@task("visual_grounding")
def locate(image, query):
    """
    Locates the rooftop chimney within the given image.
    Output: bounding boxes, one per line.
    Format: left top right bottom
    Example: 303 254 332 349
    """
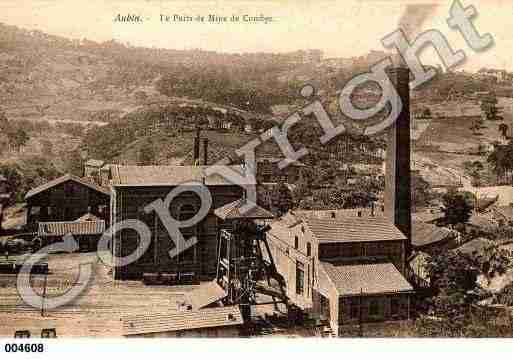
193 127 201 165
384 67 412 258
202 138 209 165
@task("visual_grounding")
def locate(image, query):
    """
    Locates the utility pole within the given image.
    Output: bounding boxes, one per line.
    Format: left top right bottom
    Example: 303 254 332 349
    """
41 272 48 317
358 288 363 337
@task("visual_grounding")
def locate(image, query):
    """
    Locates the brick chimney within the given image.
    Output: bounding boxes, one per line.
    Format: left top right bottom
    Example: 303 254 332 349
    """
202 138 209 165
384 67 411 257
193 127 201 165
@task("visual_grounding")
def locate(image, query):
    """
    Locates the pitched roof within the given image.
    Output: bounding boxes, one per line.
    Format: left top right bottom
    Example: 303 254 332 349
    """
320 261 413 297
186 281 227 310
412 208 444 223
85 159 105 168
25 174 110 200
412 221 454 248
293 207 385 220
110 165 245 187
122 306 243 336
38 220 106 237
454 237 495 256
75 213 101 222
305 217 406 243
214 199 274 220
256 157 306 167
493 205 513 221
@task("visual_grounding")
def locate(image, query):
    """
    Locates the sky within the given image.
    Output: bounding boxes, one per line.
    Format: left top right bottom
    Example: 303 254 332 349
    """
0 0 511 71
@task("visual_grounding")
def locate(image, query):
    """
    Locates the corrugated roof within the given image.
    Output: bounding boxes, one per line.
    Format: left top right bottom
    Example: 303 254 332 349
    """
186 281 227 310
214 199 274 220
111 165 245 186
122 306 243 336
412 221 454 248
38 220 105 237
305 217 406 243
320 261 413 297
25 174 110 200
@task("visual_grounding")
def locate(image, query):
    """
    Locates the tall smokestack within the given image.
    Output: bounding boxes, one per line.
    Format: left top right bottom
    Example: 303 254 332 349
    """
202 138 209 165
193 127 201 165
385 67 411 258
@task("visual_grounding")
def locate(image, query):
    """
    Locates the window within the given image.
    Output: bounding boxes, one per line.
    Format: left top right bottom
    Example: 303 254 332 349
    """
178 244 196 264
391 298 400 316
350 299 360 319
64 183 75 197
31 206 41 215
301 226 305 233
296 261 304 295
179 204 197 221
369 299 380 317
307 242 311 257
294 236 299 249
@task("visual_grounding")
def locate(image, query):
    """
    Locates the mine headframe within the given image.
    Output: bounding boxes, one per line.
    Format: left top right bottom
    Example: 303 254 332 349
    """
214 199 289 320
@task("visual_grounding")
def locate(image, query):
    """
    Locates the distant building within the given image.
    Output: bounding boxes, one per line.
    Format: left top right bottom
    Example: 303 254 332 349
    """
265 210 413 335
84 159 105 182
24 174 110 231
412 221 458 254
256 157 306 184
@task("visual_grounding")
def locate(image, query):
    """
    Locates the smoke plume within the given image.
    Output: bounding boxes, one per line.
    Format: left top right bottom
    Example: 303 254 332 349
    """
398 3 439 39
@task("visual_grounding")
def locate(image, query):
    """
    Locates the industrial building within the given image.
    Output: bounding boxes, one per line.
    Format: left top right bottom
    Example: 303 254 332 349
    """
108 164 245 281
262 67 415 334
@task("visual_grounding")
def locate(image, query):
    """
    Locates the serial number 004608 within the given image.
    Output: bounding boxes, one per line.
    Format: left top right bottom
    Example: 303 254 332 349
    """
4 343 45 353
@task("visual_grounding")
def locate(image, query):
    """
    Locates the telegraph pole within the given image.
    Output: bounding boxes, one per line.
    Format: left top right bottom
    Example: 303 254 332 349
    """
41 272 48 317
358 288 363 337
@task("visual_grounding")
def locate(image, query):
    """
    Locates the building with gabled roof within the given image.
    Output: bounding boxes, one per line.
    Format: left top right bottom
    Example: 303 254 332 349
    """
122 306 243 338
319 262 413 298
24 174 110 231
37 219 106 251
265 210 412 335
412 221 458 254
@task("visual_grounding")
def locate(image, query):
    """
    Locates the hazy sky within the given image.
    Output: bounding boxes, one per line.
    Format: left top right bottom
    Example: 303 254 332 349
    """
0 0 511 71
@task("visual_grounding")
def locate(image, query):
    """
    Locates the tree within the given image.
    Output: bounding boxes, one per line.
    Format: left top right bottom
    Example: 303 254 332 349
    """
138 142 155 165
40 139 53 157
62 150 84 177
412 173 433 208
481 93 502 121
499 123 509 139
272 182 293 216
441 189 474 225
487 142 513 183
10 128 29 151
463 160 484 186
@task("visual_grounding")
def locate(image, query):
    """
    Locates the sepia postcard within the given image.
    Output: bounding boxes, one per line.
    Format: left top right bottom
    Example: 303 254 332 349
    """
1 0 513 355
